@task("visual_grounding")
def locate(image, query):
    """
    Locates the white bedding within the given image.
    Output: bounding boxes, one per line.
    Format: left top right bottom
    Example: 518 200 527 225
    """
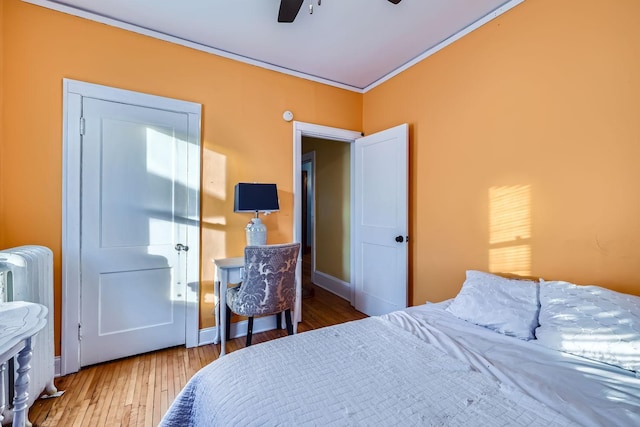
388 302 640 427
159 300 640 426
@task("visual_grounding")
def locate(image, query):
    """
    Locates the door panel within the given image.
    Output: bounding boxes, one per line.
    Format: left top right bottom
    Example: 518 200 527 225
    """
98 267 174 334
80 97 188 366
99 118 177 248
354 124 408 316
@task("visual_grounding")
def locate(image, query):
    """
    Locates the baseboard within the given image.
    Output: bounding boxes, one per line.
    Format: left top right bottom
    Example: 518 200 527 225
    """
198 326 218 345
55 356 60 377
312 270 351 301
198 314 279 345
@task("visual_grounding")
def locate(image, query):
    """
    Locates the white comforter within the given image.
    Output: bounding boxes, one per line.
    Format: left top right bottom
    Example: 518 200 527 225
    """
159 303 621 426
387 302 640 427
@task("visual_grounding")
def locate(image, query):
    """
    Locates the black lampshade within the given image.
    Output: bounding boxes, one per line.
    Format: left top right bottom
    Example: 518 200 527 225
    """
234 183 280 213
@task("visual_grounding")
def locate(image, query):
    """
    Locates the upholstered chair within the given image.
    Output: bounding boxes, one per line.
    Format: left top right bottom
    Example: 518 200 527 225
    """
226 243 301 347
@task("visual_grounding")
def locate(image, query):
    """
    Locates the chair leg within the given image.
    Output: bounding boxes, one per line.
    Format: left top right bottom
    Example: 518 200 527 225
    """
225 305 231 340
276 312 282 329
246 317 254 347
285 309 293 335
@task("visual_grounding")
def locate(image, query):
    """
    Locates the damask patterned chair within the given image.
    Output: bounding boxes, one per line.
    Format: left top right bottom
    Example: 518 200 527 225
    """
226 243 301 347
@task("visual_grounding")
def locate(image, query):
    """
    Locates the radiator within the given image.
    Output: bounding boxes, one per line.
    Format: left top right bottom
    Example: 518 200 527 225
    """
0 245 57 423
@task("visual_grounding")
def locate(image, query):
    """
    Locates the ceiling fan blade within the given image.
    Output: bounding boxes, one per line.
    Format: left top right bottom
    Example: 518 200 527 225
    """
278 0 304 23
388 0 402 4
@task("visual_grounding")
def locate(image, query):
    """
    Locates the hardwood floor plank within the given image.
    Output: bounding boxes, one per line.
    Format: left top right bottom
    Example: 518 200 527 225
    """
143 353 156 427
156 351 166 424
111 358 131 425
134 354 151 425
99 358 123 427
70 399 91 427
124 356 140 406
120 404 132 427
29 278 366 426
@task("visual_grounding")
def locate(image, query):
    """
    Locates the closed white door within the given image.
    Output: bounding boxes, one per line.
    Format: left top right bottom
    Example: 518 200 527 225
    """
354 124 408 316
80 97 189 366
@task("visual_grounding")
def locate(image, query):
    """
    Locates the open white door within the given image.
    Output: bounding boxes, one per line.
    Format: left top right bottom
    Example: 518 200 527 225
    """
354 124 408 316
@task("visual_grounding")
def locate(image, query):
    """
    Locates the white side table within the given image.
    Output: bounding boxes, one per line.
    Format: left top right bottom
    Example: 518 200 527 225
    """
213 257 244 357
0 301 47 427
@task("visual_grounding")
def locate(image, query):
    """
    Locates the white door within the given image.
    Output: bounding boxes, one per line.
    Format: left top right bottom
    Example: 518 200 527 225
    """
80 97 189 366
354 124 408 316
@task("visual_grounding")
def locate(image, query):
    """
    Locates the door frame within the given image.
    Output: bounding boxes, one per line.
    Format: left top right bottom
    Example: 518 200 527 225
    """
292 122 362 315
61 79 201 375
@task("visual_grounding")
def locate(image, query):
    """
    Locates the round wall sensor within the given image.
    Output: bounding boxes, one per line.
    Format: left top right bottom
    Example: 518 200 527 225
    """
283 111 294 122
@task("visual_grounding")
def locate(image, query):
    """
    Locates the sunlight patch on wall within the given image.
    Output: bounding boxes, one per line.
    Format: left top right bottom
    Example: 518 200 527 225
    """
204 148 227 200
204 291 216 305
202 148 227 225
207 228 228 270
489 185 532 276
489 245 532 276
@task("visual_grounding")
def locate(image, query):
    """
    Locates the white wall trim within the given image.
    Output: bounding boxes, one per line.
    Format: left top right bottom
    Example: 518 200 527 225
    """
198 327 218 346
312 271 351 301
363 0 526 92
22 0 361 93
61 79 201 375
198 315 278 345
23 0 524 94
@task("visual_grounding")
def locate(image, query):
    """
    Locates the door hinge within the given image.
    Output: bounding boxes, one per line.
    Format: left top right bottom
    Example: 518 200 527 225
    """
78 323 83 341
79 117 86 136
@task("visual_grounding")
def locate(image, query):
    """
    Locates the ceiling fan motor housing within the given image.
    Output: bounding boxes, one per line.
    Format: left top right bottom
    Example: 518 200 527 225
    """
278 0 401 23
278 0 304 23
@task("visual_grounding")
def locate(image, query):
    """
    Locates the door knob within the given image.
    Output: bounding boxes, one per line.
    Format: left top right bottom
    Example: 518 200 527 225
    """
175 243 189 252
395 235 404 243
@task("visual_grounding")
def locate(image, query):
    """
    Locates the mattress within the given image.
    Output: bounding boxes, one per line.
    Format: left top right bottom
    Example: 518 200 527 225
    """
158 301 638 426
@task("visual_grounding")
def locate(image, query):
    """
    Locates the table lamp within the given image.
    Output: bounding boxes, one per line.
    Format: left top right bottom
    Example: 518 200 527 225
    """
234 183 280 245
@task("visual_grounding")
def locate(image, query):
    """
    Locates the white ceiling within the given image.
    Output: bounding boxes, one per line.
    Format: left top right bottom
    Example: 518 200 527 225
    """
26 0 524 92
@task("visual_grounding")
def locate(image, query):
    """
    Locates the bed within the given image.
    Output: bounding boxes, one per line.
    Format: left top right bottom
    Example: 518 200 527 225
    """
160 271 640 426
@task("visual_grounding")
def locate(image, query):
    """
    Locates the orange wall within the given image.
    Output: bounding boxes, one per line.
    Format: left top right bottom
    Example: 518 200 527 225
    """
364 0 640 304
0 0 362 353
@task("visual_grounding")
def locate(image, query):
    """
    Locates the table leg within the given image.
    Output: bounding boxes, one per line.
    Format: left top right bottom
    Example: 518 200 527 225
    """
12 338 32 427
213 266 221 345
294 276 301 334
0 362 6 424
219 269 228 357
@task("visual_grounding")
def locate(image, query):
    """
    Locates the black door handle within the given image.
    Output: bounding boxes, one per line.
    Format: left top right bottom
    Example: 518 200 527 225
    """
395 235 404 243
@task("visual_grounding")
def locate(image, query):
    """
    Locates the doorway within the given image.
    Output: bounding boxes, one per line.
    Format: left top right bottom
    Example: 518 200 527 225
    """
292 123 361 320
292 121 409 319
300 138 352 301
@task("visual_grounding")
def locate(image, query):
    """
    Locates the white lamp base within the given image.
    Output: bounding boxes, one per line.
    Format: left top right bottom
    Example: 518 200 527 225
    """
245 217 267 246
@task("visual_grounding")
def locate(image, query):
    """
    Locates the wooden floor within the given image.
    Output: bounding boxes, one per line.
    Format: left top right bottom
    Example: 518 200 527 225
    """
28 282 366 426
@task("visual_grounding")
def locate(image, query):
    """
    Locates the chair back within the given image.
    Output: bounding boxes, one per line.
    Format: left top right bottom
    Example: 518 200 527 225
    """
232 243 300 317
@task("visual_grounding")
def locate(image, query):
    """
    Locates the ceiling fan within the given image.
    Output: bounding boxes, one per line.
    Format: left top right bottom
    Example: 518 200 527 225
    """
278 0 402 23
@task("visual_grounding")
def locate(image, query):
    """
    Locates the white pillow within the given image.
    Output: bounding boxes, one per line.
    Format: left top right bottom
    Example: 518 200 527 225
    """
446 270 540 340
536 280 640 372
